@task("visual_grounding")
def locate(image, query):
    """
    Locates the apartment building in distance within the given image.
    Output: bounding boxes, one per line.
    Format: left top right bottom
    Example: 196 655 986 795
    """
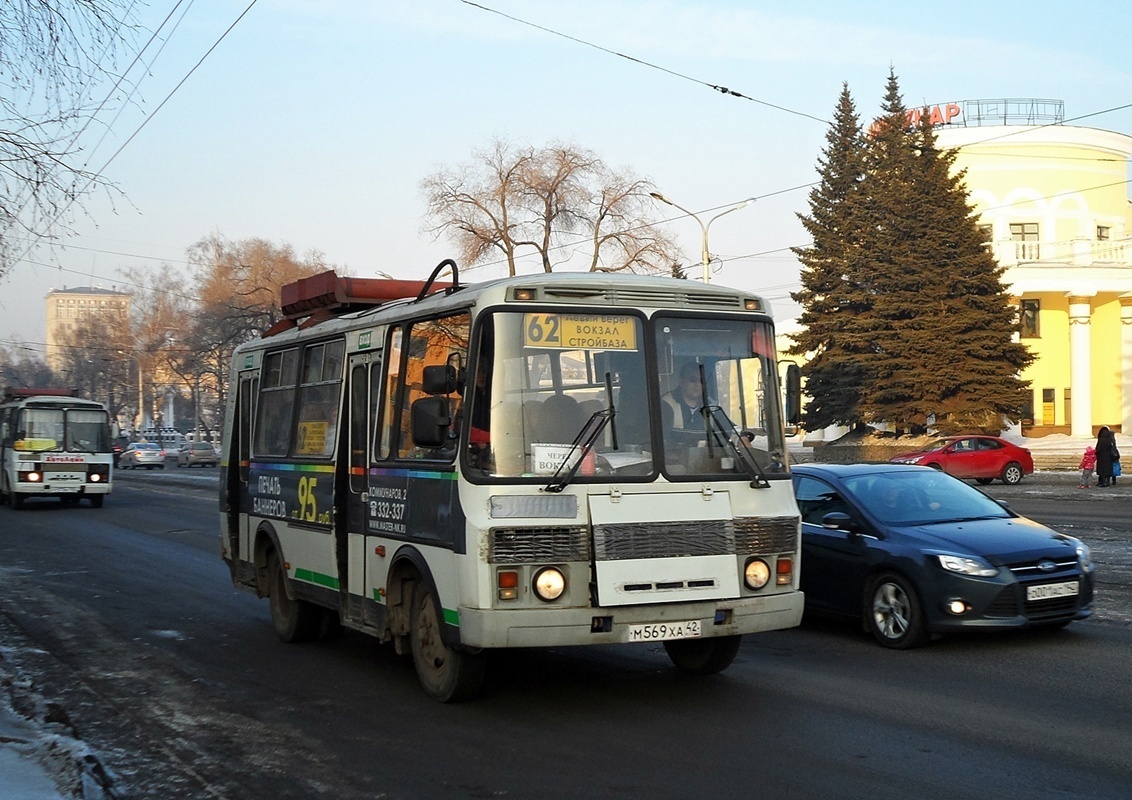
44 285 132 373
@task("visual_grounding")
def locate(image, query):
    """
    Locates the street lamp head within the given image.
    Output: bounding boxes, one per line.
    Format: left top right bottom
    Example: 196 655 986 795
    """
650 191 672 205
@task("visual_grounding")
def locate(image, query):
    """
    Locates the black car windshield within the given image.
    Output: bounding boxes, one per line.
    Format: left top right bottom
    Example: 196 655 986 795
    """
842 470 1011 526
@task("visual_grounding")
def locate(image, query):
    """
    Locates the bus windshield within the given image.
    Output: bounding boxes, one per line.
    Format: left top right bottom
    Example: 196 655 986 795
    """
14 407 111 453
466 311 654 480
655 314 788 479
464 310 788 482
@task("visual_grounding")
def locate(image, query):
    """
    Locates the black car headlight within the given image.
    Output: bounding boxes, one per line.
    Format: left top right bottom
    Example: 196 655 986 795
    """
936 554 998 577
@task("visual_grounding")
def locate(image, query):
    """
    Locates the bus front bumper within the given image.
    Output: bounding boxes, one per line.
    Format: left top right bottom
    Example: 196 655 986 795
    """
455 591 804 649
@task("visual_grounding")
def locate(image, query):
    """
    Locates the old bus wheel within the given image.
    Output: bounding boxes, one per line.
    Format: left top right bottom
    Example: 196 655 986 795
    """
89 495 104 508
663 635 742 675
409 582 485 703
267 553 322 643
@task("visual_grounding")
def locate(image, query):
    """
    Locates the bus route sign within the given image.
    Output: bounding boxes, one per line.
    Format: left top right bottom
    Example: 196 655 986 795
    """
522 313 637 351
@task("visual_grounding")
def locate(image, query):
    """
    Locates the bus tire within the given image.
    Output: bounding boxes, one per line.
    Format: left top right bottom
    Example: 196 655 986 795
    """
11 491 25 510
89 495 104 508
409 582 485 703
267 552 322 643
663 634 742 675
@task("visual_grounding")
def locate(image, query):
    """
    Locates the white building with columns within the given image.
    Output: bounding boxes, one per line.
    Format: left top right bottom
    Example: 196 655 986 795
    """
936 99 1132 438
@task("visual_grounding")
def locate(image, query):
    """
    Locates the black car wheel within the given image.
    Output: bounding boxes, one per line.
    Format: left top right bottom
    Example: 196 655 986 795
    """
865 572 928 649
975 477 994 485
1001 461 1024 485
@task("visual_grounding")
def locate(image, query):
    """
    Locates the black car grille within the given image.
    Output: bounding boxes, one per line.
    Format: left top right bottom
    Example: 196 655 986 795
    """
985 586 1020 618
990 557 1092 621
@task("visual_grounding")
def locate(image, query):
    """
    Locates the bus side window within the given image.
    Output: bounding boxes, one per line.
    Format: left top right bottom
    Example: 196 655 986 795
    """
393 314 470 461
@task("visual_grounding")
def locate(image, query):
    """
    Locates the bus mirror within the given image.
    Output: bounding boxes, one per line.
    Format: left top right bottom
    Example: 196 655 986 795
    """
784 364 802 426
411 396 450 447
422 364 458 395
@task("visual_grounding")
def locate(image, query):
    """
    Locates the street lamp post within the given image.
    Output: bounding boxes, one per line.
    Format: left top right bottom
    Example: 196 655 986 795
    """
650 192 755 283
117 350 144 435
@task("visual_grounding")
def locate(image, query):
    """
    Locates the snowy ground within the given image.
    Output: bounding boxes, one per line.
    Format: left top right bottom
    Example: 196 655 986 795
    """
0 619 109 800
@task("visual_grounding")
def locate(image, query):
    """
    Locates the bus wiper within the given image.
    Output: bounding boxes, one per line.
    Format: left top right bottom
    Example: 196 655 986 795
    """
701 405 771 489
544 408 615 493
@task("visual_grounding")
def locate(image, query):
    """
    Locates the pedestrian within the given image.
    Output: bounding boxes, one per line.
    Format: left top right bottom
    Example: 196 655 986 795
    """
1078 445 1096 489
1094 426 1119 487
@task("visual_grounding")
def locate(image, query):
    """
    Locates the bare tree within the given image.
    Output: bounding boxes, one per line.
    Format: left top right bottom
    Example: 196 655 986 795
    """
187 234 332 428
422 139 680 276
1 0 140 277
0 340 59 391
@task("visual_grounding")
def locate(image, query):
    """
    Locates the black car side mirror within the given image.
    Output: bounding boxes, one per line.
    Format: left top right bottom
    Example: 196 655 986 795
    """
821 512 856 532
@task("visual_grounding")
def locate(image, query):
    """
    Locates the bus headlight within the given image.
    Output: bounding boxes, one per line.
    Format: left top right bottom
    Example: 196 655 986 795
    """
533 567 566 601
744 558 770 590
21 471 43 483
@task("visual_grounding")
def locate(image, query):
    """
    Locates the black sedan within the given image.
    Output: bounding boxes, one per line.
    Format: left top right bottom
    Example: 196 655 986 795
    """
792 463 1094 648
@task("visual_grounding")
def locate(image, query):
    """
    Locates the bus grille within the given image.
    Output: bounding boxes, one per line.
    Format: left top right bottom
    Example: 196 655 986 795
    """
593 520 733 560
733 516 798 554
541 285 747 311
489 526 589 563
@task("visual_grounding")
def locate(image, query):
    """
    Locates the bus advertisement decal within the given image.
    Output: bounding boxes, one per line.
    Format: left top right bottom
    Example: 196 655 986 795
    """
367 468 465 551
248 462 334 527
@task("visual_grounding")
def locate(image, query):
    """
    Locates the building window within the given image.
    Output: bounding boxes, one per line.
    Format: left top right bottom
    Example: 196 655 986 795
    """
1010 222 1040 261
1020 299 1040 338
1097 225 1110 241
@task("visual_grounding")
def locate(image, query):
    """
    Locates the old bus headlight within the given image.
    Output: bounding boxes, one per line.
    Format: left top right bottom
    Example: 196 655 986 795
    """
533 567 566 601
744 558 770 590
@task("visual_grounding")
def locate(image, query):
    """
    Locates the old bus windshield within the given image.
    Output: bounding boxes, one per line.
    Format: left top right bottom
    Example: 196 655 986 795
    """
655 315 787 479
14 407 111 453
465 311 653 480
464 311 788 482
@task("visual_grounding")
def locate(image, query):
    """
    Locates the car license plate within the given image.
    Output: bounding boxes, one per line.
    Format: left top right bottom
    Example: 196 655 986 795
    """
1027 580 1079 601
626 620 701 642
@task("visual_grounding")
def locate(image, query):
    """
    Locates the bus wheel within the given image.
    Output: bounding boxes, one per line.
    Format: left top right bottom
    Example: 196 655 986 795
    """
409 583 485 702
89 495 104 508
11 491 25 510
663 635 742 675
267 553 322 642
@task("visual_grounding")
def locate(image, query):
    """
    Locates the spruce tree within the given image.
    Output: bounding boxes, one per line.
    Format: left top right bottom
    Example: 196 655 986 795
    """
793 69 1034 436
789 83 870 431
853 69 935 432
854 69 1033 434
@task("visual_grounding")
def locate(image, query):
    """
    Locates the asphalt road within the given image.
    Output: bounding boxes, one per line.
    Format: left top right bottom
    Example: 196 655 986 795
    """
0 469 1129 799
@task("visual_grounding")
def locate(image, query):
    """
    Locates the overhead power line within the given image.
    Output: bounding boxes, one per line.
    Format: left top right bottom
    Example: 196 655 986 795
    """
459 1 830 125
14 0 262 268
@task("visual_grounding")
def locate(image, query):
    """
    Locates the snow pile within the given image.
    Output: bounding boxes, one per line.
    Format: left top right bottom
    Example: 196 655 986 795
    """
0 640 115 800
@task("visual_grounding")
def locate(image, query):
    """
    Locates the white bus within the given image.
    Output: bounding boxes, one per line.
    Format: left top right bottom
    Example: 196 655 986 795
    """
0 388 114 509
220 262 804 701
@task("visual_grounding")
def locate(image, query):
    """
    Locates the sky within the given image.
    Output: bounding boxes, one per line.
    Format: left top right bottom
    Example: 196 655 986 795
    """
3 0 1131 353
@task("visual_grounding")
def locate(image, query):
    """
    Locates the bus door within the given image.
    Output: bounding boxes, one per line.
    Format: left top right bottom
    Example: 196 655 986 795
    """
225 372 256 581
342 352 380 627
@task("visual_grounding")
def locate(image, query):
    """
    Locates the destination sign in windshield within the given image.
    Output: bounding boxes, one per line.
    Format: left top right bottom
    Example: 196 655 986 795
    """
522 313 638 351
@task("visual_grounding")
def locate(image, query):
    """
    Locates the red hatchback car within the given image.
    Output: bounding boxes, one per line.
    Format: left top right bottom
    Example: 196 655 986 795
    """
889 435 1034 485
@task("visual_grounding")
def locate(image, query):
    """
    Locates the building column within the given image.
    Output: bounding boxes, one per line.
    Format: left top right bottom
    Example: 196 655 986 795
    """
1122 295 1132 435
1068 294 1094 437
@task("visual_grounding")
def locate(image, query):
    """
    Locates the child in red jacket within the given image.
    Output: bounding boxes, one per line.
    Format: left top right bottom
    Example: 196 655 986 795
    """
1079 445 1097 488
